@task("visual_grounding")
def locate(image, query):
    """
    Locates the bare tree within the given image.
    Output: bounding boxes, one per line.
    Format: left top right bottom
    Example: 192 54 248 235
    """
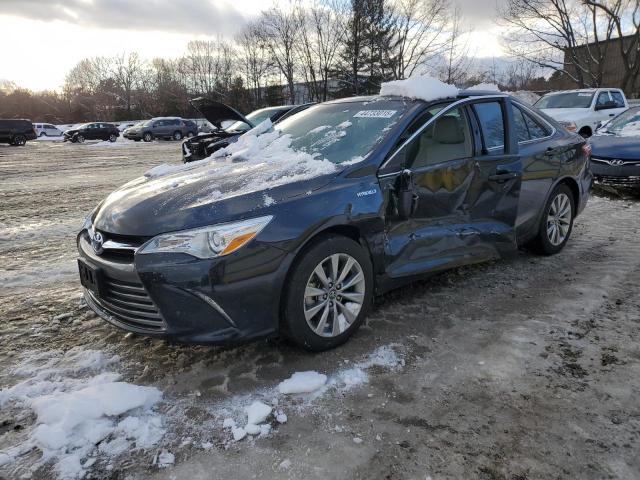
387 0 449 80
500 0 630 88
237 21 274 107
258 4 301 103
439 5 474 85
111 53 146 115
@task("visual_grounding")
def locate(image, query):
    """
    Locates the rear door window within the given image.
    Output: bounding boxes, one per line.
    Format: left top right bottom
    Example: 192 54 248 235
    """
513 107 530 142
472 102 505 153
596 92 611 107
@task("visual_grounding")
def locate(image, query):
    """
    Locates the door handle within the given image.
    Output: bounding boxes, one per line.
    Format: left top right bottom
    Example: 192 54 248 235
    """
488 171 520 182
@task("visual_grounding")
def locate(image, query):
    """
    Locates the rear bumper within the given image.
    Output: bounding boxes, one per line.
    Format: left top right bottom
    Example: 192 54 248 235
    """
77 230 291 345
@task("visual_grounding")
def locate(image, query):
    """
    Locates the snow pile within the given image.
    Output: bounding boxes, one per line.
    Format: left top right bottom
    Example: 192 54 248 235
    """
332 344 405 391
278 371 328 395
507 90 540 105
223 401 273 442
380 74 458 102
0 348 165 479
468 83 500 92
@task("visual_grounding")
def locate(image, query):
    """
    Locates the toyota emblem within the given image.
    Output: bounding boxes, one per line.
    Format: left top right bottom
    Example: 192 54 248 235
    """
91 231 104 255
608 159 625 166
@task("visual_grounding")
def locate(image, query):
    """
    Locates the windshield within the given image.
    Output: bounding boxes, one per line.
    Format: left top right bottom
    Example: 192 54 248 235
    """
141 120 153 127
226 108 281 132
274 100 409 164
535 92 594 109
604 107 640 136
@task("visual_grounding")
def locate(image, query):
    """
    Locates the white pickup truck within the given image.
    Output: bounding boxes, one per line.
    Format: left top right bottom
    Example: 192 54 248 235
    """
534 88 628 137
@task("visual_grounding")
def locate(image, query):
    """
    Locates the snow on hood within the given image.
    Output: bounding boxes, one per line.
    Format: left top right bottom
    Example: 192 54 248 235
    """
617 120 640 137
144 119 336 185
468 83 500 92
379 74 459 102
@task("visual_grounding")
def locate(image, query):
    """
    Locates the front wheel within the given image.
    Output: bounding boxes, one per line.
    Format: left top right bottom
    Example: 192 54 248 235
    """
143 132 152 142
282 235 373 351
529 184 575 255
12 135 27 146
76 134 85 143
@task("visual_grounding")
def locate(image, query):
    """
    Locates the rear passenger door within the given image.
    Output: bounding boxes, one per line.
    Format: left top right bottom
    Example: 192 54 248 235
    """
466 99 523 255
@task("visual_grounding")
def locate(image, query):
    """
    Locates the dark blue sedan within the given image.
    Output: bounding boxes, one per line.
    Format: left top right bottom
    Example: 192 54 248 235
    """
590 106 640 188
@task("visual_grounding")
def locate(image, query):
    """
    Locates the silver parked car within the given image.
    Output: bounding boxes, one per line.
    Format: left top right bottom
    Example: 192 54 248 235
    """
122 117 190 142
33 123 63 137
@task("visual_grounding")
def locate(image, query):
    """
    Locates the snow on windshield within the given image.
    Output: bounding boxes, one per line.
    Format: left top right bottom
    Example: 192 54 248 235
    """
379 74 458 102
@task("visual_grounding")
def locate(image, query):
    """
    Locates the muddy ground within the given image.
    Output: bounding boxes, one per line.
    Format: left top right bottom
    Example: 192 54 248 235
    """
1 140 639 480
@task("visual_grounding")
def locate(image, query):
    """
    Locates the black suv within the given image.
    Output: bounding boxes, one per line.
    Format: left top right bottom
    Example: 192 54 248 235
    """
0 119 37 145
63 123 120 143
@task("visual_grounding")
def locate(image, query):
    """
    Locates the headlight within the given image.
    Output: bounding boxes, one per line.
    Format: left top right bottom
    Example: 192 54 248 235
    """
560 121 577 132
138 215 273 259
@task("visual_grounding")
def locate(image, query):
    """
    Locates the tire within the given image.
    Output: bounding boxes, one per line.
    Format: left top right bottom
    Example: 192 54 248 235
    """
39 132 45 137
173 131 183 141
76 134 85 143
12 134 27 146
143 132 153 142
529 184 575 255
282 235 373 351
187 131 195 138
108 133 117 142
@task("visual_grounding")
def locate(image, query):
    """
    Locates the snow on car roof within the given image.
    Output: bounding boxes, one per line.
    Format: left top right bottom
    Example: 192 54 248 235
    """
379 74 459 102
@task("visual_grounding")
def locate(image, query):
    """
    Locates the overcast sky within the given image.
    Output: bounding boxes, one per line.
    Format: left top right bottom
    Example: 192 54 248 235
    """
0 0 505 91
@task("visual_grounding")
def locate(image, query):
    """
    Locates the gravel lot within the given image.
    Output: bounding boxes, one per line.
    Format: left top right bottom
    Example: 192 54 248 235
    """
1 139 639 480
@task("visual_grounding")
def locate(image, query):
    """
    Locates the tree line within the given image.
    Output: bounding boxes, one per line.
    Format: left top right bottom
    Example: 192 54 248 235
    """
1 0 636 124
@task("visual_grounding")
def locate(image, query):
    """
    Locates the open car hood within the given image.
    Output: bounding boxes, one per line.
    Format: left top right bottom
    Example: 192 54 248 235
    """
189 98 252 130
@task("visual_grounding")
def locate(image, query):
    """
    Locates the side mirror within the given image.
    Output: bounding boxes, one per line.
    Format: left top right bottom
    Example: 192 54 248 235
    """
595 101 617 111
396 169 418 220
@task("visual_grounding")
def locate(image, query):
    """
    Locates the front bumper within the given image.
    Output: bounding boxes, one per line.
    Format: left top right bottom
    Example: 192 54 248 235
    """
77 230 291 344
591 159 640 187
123 131 142 140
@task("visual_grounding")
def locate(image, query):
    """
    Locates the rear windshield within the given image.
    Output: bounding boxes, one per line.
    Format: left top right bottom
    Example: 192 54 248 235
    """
535 92 594 109
275 100 409 164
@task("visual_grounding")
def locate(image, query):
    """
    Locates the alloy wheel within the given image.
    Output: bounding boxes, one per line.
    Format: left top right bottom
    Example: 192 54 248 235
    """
546 192 572 246
303 253 366 338
109 134 117 142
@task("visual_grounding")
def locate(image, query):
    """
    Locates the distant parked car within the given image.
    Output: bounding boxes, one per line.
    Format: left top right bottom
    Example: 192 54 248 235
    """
590 106 640 189
182 119 198 137
535 88 628 137
182 100 314 162
63 123 120 143
122 117 190 142
0 119 38 146
33 123 63 137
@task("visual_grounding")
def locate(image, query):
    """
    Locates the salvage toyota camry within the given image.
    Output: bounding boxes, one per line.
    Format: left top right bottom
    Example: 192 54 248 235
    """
78 88 592 351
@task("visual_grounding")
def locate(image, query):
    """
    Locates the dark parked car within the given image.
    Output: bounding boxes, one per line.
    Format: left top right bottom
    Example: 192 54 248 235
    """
77 91 591 351
122 117 190 142
181 100 314 162
63 123 120 143
590 106 640 189
0 119 37 145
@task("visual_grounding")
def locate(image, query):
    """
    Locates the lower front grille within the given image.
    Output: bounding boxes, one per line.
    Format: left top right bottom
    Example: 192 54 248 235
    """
595 175 640 186
90 275 165 332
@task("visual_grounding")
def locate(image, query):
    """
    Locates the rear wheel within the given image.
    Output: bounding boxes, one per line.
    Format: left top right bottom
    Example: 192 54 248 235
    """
529 184 575 255
143 132 152 142
39 132 46 137
108 133 117 142
12 134 27 146
282 235 373 351
173 131 183 141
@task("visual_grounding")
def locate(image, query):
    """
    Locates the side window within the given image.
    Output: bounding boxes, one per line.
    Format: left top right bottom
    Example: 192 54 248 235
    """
611 91 625 108
405 107 472 168
513 107 530 142
472 102 505 153
522 111 550 139
172 119 181 126
596 92 611 107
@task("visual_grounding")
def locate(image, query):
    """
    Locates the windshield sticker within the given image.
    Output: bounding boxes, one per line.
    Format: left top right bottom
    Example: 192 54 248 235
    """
354 110 397 119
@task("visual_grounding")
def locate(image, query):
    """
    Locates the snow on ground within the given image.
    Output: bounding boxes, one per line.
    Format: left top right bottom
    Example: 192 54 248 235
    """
379 74 459 102
1 344 404 478
0 348 164 479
